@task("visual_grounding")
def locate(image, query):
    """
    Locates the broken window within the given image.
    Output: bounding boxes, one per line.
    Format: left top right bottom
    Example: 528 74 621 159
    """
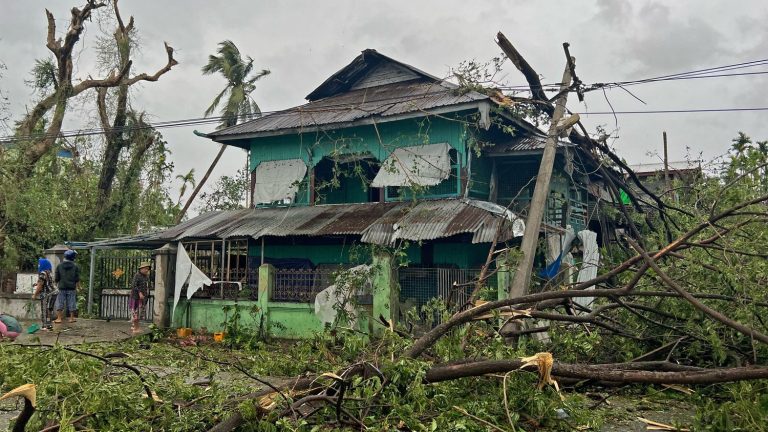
313 154 381 204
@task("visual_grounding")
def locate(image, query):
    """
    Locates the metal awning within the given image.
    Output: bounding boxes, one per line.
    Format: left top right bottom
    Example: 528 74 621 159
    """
87 198 525 249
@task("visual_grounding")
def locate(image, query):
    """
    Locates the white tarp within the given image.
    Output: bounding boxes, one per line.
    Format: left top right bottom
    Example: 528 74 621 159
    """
575 230 600 309
371 143 451 187
253 159 307 204
314 265 371 327
172 243 213 320
545 225 577 265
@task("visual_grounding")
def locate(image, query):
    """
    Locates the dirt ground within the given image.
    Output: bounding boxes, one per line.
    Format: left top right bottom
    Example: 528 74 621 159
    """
598 393 695 431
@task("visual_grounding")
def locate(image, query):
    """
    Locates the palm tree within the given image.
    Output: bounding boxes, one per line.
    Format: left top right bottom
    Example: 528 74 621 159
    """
175 169 196 206
177 41 269 222
202 40 270 129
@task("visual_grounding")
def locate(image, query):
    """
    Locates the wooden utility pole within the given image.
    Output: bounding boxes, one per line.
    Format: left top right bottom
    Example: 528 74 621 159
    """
663 131 670 193
507 51 576 299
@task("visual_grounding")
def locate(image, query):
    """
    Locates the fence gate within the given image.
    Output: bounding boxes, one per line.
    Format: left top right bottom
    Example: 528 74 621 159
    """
94 252 154 321
398 267 481 327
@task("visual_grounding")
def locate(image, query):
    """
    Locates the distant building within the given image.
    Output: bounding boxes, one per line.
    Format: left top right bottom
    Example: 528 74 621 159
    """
628 160 702 195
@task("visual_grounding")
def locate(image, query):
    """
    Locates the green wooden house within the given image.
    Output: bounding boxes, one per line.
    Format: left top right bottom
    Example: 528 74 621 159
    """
89 49 610 337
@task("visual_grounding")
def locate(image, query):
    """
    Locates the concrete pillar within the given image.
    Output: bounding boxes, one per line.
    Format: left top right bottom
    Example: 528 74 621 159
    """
153 243 177 327
257 264 274 329
44 244 70 273
372 252 397 334
496 251 513 301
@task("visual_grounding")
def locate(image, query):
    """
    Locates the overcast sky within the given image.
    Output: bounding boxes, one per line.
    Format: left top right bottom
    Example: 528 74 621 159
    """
2 0 767 213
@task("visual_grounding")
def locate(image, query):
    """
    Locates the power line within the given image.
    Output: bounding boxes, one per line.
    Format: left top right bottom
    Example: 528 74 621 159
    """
498 57 768 91
577 107 768 115
4 57 768 143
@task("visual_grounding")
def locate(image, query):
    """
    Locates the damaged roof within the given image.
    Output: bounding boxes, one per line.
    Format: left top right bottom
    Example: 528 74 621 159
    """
483 135 574 155
88 199 525 249
207 80 490 144
205 49 543 145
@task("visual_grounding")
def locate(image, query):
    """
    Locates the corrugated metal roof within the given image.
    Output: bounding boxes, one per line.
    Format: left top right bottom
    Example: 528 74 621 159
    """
485 135 573 155
208 80 488 141
88 199 525 249
306 49 442 101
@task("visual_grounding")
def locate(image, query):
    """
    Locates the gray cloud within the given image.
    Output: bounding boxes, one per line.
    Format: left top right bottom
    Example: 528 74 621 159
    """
1 0 767 217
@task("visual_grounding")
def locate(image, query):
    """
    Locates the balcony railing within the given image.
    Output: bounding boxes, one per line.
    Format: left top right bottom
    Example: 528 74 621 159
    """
272 268 342 303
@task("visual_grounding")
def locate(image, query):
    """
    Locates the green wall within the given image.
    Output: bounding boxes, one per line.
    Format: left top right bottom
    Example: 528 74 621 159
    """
247 242 369 266
433 242 492 268
248 115 472 204
171 299 326 338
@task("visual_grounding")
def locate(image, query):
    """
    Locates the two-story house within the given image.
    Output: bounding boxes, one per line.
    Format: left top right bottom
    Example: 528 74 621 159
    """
90 49 610 337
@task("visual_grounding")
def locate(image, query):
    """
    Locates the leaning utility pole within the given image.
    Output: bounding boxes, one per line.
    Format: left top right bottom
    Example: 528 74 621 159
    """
507 45 577 299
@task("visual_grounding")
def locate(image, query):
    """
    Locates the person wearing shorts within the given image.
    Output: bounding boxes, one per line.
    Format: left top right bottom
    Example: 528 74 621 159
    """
55 250 80 324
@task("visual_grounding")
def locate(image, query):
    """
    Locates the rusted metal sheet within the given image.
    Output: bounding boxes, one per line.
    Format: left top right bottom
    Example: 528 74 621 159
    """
209 80 488 139
89 199 525 249
485 135 573 155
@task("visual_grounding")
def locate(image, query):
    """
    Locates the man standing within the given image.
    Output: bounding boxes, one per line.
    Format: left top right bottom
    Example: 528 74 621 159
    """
129 262 151 333
54 249 80 324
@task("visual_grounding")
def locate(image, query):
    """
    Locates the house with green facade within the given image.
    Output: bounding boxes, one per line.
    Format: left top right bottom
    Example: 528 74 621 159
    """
88 49 612 338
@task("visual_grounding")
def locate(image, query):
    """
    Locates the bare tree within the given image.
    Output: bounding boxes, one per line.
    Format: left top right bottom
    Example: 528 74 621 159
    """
14 0 176 177
91 0 178 232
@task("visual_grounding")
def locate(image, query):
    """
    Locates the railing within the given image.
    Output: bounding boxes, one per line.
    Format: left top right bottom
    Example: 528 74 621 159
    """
94 253 153 291
100 289 154 321
398 267 482 325
272 268 341 303
191 281 256 300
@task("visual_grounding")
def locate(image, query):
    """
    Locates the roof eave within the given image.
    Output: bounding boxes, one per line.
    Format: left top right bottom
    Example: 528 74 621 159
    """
210 101 490 142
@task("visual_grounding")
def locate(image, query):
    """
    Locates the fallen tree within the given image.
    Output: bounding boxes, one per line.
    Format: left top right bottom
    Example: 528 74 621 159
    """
200 34 768 431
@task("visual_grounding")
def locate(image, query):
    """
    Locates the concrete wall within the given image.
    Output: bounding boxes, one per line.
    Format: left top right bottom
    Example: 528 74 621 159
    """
170 255 392 339
0 294 40 320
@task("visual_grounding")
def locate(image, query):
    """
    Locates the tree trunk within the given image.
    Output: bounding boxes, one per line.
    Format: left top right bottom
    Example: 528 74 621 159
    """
176 144 227 223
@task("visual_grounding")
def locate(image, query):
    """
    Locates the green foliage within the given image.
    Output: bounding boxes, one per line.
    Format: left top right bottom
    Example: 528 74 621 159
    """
220 303 265 350
0 5 180 271
0 128 178 270
25 57 58 93
197 168 248 212
695 381 768 431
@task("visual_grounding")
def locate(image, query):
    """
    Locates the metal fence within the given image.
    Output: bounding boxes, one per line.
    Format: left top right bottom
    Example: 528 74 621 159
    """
94 253 153 291
272 268 340 302
94 253 153 320
100 289 154 321
190 278 258 300
398 267 482 325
